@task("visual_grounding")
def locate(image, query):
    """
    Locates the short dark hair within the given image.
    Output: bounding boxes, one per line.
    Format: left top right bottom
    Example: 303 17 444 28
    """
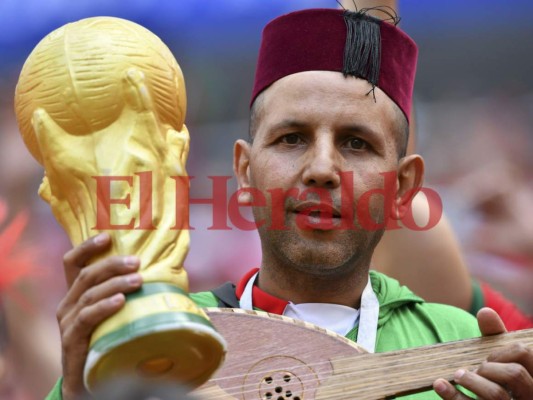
393 103 409 159
248 91 265 143
249 91 409 159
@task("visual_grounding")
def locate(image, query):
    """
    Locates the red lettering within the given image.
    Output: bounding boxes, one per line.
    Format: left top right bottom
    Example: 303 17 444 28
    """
228 188 266 230
170 176 192 230
401 188 443 231
295 187 335 230
267 188 299 230
92 176 135 230
356 171 400 231
339 171 356 230
91 172 444 233
135 171 155 230
188 176 232 230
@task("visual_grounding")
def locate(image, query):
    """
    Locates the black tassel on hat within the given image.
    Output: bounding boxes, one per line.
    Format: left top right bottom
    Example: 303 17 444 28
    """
342 7 400 100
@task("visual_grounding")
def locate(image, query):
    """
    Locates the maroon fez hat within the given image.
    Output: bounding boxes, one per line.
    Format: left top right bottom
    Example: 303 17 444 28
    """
251 8 418 122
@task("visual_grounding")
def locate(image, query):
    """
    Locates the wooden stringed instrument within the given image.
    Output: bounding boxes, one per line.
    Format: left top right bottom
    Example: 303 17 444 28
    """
194 308 533 400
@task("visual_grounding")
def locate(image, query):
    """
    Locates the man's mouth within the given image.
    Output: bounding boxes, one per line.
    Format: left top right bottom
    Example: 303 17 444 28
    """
292 202 342 229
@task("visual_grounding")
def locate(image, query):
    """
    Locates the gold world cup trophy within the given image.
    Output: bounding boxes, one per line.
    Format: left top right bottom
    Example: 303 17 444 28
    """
14 17 226 391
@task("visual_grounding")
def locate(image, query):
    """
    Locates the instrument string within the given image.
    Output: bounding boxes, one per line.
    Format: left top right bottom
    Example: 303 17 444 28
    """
204 332 531 399
206 353 455 398
209 334 482 386
206 349 474 400
205 351 460 399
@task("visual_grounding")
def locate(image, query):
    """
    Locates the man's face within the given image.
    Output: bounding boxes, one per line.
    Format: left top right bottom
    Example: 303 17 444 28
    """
235 70 420 276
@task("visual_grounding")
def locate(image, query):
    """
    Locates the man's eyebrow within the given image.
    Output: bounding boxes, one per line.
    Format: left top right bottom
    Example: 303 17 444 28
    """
265 120 383 142
268 119 309 132
338 123 382 140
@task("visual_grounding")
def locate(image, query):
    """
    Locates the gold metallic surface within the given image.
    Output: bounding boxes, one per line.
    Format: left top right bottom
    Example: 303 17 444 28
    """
14 17 190 285
87 325 224 389
14 17 225 390
89 290 209 346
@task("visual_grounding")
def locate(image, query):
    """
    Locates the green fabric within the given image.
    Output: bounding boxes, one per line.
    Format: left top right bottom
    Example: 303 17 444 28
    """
125 282 188 302
469 278 485 316
196 270 479 399
45 377 62 400
190 290 219 308
47 271 479 399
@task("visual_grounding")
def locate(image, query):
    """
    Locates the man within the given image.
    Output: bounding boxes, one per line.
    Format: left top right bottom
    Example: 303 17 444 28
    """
47 8 532 400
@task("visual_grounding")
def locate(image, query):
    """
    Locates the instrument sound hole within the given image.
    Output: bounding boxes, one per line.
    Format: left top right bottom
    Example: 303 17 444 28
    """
263 383 297 400
246 358 311 400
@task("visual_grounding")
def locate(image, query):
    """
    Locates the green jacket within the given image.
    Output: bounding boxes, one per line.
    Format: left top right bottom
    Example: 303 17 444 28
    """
46 271 479 399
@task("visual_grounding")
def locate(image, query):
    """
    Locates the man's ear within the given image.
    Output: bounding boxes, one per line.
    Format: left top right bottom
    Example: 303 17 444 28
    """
392 154 425 219
233 139 253 205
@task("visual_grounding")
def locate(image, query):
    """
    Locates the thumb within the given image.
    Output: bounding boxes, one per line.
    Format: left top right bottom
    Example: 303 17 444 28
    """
123 68 153 113
32 108 53 144
477 307 507 336
32 108 70 166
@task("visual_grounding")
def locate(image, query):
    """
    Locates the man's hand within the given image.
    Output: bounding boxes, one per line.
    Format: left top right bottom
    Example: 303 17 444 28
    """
433 308 533 399
57 233 143 400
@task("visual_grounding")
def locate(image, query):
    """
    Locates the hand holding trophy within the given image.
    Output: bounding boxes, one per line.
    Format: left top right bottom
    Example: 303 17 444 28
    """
14 17 225 392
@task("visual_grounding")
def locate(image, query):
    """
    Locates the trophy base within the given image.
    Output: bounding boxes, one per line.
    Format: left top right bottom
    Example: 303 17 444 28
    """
83 283 226 391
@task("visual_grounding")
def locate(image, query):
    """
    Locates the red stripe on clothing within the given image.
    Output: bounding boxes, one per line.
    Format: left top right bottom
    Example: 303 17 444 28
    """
481 282 533 331
235 268 288 315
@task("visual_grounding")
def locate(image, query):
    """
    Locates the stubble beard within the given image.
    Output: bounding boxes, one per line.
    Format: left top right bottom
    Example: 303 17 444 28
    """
254 205 386 286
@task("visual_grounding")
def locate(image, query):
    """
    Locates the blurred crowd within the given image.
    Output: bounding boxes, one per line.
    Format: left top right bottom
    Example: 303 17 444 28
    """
0 0 532 398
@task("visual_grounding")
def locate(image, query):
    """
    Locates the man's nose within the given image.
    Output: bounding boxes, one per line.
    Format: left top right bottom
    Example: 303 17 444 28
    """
301 140 341 188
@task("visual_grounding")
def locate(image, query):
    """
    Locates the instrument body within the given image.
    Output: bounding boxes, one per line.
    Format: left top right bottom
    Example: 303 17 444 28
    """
197 308 533 400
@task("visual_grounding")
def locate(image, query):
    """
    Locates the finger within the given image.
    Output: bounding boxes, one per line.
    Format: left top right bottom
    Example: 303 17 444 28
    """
476 361 533 398
32 108 54 143
60 255 140 314
59 272 143 398
477 307 507 336
60 272 142 331
486 343 533 374
123 68 167 160
453 368 512 400
60 293 126 398
433 379 471 399
62 293 126 359
32 108 70 166
63 233 112 286
124 68 153 112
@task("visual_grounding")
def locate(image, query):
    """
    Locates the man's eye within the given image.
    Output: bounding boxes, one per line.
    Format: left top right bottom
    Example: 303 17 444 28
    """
347 138 367 150
281 134 301 145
